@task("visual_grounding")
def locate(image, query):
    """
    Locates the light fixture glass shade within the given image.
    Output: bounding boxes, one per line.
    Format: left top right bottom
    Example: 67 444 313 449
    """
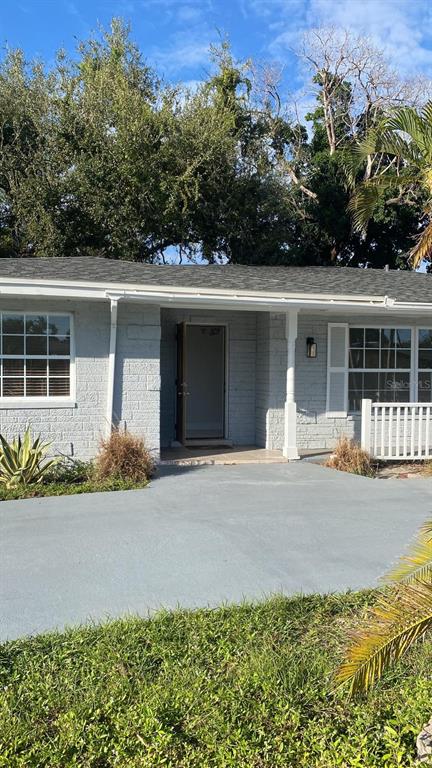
306 337 317 358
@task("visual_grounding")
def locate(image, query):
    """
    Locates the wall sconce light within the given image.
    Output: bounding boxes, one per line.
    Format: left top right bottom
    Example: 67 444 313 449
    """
306 337 317 358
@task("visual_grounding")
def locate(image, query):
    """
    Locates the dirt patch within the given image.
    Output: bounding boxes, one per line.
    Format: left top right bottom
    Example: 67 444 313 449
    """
376 461 430 480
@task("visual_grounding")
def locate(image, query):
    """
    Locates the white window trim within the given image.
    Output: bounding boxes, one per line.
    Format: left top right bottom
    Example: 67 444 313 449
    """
328 324 432 416
0 311 76 409
326 323 349 417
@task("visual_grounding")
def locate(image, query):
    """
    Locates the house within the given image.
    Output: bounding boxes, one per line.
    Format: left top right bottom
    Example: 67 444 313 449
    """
0 257 432 461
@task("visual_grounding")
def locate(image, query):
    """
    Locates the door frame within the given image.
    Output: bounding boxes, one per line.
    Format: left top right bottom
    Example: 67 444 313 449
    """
176 321 229 443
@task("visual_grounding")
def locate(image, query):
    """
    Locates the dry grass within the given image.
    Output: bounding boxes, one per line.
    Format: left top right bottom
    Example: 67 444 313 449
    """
325 436 376 477
95 429 155 482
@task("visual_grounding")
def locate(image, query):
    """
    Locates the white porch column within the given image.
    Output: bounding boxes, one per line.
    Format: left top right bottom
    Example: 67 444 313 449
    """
283 309 299 460
105 296 119 437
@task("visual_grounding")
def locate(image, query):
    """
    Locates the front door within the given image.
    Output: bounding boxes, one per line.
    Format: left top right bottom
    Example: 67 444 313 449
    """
176 323 226 442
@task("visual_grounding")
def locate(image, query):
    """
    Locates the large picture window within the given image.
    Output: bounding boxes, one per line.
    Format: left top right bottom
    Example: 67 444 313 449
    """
418 329 432 402
348 327 411 411
0 313 72 399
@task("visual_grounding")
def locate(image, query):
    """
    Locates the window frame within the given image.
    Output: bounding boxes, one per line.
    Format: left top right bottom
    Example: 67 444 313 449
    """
347 324 416 412
0 310 76 408
417 328 432 402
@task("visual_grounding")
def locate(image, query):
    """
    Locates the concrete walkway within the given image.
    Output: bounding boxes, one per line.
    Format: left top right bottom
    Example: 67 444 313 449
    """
1 462 432 641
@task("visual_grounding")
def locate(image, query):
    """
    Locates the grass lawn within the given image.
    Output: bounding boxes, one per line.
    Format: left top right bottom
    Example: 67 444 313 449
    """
0 477 148 501
1 592 431 767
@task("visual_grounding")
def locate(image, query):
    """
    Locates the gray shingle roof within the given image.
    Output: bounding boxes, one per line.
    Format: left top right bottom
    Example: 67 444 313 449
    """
0 257 432 304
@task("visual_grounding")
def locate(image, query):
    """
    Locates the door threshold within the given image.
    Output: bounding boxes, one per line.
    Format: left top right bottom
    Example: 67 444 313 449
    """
183 439 233 448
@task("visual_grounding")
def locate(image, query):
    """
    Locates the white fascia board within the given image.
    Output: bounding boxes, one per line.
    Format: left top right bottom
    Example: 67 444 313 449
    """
112 289 390 312
1 276 432 313
0 274 384 303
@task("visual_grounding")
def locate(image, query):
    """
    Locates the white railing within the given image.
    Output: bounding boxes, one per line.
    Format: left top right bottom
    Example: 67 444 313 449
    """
361 399 432 460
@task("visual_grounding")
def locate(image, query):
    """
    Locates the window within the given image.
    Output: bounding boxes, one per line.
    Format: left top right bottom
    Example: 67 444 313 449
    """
348 327 411 411
0 313 72 399
418 329 432 402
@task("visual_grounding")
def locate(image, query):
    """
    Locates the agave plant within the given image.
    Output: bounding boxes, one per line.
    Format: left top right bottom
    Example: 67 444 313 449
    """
336 519 432 695
347 102 432 268
0 428 59 489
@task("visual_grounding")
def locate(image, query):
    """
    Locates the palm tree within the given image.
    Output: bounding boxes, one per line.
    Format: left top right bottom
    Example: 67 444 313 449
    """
348 102 432 268
336 519 432 695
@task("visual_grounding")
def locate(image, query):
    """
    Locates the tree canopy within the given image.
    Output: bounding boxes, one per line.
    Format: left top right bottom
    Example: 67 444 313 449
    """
0 21 428 267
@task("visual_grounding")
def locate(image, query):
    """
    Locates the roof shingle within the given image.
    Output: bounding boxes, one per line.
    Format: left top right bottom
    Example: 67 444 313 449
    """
0 257 431 304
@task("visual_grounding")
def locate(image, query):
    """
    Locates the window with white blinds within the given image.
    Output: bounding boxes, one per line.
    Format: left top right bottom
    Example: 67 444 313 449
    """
0 313 72 399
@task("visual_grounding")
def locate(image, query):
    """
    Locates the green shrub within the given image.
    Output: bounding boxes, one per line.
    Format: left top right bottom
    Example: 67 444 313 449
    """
0 428 59 489
95 429 154 482
45 457 94 485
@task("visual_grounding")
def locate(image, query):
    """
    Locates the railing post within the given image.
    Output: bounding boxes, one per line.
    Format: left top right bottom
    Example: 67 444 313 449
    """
361 398 372 454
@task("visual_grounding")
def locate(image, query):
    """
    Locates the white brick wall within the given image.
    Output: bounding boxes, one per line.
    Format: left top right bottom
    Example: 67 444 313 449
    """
0 299 161 460
3 299 428 460
295 312 432 451
113 304 161 457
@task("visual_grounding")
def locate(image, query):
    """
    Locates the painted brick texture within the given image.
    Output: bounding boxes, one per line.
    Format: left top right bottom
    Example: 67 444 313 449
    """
294 311 432 451
3 299 429 459
0 299 161 460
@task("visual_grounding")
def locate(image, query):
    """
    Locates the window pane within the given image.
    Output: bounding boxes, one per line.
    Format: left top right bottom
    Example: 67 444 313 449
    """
49 360 69 376
394 372 410 397
3 315 24 334
0 313 71 400
348 372 363 411
27 359 47 376
381 348 395 369
396 329 411 348
49 336 70 355
419 372 432 402
26 336 47 355
3 378 24 396
48 316 70 336
365 328 380 348
419 350 432 369
3 336 24 355
381 328 395 348
419 329 432 348
364 372 379 391
349 396 361 412
396 349 411 369
364 349 379 368
26 378 47 396
349 328 364 348
349 349 363 368
380 372 395 398
49 377 70 396
3 359 24 376
26 315 47 335
349 372 363 391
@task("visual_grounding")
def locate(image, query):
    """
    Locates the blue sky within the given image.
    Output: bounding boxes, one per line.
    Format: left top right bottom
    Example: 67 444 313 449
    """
1 0 432 100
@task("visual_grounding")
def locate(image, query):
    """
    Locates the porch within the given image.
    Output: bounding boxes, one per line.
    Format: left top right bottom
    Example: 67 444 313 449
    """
159 306 300 460
157 305 432 462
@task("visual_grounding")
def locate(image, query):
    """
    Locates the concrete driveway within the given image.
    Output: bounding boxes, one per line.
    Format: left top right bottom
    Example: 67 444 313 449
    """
2 462 432 641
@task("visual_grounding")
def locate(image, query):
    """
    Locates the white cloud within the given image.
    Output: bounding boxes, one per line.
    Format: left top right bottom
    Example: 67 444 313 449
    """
265 0 432 76
143 0 216 76
151 36 211 73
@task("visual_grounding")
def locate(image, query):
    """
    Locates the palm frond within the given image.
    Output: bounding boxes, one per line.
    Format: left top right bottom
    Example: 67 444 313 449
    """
335 581 432 695
421 520 432 539
422 101 432 127
410 218 432 268
348 184 382 232
387 107 432 162
387 525 432 584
